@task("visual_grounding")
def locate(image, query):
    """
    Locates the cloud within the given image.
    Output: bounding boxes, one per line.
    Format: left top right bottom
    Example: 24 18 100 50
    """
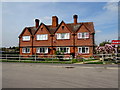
41 16 51 24
43 16 51 21
90 2 118 45
82 2 118 27
103 2 118 12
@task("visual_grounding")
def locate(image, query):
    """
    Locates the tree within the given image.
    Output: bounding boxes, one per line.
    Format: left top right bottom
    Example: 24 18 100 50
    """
96 44 116 54
99 40 111 46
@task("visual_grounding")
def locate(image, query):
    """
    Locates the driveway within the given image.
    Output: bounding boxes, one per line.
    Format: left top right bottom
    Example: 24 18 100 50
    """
2 62 119 88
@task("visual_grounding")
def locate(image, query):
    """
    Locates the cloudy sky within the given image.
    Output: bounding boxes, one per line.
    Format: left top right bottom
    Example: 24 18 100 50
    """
1 1 118 47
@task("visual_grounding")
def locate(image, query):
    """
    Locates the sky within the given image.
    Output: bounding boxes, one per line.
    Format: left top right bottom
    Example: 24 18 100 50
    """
1 1 119 47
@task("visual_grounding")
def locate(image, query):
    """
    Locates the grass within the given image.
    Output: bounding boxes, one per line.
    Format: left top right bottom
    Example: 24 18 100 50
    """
1 59 72 64
1 58 117 64
0 58 99 64
85 61 103 64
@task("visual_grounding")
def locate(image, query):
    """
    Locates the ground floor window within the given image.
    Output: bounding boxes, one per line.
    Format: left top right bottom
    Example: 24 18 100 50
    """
22 48 30 53
57 47 70 53
78 47 89 54
36 47 48 53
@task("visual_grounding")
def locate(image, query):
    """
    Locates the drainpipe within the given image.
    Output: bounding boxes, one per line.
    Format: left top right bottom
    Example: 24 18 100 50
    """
18 36 20 55
72 33 76 58
50 34 54 55
31 36 34 55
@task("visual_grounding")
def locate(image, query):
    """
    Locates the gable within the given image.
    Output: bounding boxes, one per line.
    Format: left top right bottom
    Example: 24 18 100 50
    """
76 24 90 33
55 21 72 33
19 28 32 38
34 23 50 35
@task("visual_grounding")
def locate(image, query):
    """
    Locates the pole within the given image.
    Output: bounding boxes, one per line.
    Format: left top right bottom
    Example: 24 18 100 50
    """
19 55 20 62
35 54 36 61
6 54 7 60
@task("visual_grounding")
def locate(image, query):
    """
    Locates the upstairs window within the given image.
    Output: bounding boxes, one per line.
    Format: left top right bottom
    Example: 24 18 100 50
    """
22 36 30 41
57 47 70 53
78 32 89 39
36 34 48 40
78 47 89 54
36 47 48 53
62 26 64 29
56 33 70 39
22 48 30 53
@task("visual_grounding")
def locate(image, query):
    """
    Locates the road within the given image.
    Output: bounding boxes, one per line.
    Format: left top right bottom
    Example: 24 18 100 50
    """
2 62 119 88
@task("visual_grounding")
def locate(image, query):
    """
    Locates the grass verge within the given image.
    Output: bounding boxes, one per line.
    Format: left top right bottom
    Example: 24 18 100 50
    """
1 59 72 64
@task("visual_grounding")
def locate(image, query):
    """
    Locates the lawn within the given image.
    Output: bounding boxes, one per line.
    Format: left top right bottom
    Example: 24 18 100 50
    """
1 58 117 64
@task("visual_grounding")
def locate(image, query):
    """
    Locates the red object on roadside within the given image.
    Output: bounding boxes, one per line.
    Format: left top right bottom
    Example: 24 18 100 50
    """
112 40 120 45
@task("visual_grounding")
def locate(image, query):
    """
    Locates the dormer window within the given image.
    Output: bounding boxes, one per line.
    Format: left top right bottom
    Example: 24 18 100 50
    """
41 28 43 31
36 34 48 40
77 32 89 39
62 26 64 29
56 33 70 39
22 36 30 41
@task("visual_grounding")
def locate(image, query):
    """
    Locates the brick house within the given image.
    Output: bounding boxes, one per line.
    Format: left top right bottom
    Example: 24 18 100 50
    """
19 15 95 58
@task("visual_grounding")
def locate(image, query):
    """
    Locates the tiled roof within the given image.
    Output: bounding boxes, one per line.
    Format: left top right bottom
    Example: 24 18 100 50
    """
27 27 37 35
47 25 58 34
66 23 82 33
20 22 95 37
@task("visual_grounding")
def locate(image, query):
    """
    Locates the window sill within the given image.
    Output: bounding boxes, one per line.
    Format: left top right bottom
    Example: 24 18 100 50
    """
36 53 48 54
36 40 48 41
78 53 89 55
22 40 30 42
23 53 30 54
77 38 89 40
57 39 70 40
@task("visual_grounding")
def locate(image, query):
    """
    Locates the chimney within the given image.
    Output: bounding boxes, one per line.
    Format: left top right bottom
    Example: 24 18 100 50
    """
73 15 78 24
52 16 58 27
35 19 39 28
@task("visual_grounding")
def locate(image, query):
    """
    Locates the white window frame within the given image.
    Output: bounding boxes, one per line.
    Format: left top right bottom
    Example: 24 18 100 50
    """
36 47 48 54
22 36 30 41
56 33 70 40
57 47 70 53
78 47 89 54
77 32 89 39
36 34 48 40
22 48 30 53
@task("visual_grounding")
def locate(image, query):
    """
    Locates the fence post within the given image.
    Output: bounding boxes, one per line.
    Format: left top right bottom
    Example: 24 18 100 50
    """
52 55 53 63
19 55 20 62
102 54 105 64
35 54 36 61
6 54 7 60
83 58 84 64
71 55 72 64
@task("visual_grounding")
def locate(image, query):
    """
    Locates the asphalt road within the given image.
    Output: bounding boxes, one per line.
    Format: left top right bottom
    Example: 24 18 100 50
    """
2 62 119 88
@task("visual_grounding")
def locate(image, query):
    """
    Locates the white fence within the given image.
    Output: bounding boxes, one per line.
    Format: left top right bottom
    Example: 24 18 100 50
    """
0 54 73 62
94 53 119 59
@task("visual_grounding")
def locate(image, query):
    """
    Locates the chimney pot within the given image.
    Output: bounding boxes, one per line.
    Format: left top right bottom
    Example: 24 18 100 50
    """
73 15 78 24
52 16 58 27
35 19 39 28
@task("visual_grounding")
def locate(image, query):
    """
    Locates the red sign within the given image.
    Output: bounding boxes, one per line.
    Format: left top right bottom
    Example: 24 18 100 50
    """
112 40 120 45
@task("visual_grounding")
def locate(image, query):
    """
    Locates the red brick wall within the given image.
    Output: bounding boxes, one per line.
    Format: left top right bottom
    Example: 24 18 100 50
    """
19 23 94 58
75 47 93 58
19 28 33 47
53 22 74 46
19 28 33 55
33 24 52 46
75 25 94 46
20 48 33 56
